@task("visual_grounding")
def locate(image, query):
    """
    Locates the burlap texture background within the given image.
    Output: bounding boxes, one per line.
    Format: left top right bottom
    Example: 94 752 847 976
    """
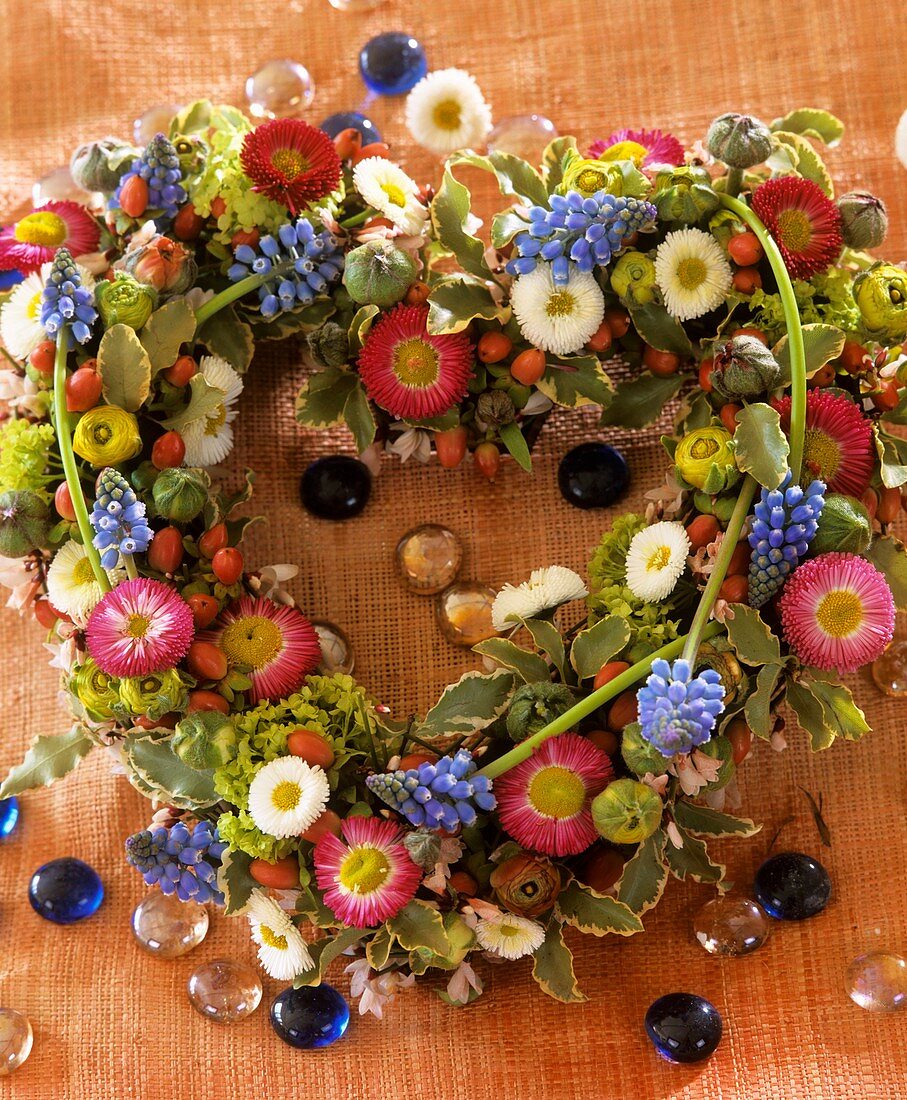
1 1 906 1096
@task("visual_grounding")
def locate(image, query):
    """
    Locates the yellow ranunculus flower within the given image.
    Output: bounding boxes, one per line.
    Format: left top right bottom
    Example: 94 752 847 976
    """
596 140 649 166
853 262 907 338
610 250 657 305
73 406 142 466
674 426 737 492
562 157 626 198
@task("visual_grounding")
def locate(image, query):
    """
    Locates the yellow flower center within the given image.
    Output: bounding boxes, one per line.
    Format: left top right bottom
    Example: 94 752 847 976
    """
271 149 309 179
26 292 42 321
91 422 114 446
125 613 150 639
675 256 708 291
646 546 672 572
220 615 283 670
776 208 813 253
545 290 576 318
499 923 522 938
339 845 390 895
392 337 440 389
803 428 841 480
259 923 288 951
598 140 648 166
15 211 68 248
204 403 227 436
815 589 863 637
271 780 302 812
689 436 720 460
72 556 96 585
380 182 407 208
575 167 609 193
432 98 462 131
528 765 585 819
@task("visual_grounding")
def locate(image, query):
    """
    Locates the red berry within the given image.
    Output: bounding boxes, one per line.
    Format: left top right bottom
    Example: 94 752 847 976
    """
300 809 343 844
878 486 902 525
727 540 751 575
726 718 753 764
65 366 103 412
873 379 901 412
250 857 300 890
119 174 150 218
604 306 630 338
172 203 205 241
477 331 513 364
210 197 227 218
399 752 438 770
212 546 243 585
187 689 230 714
607 689 638 733
577 846 625 893
686 514 720 552
231 228 260 250
29 340 57 375
186 640 228 681
720 403 742 434
643 345 681 376
718 574 749 603
333 128 362 161
198 522 228 558
840 341 869 375
33 598 61 629
352 142 391 164
510 348 546 385
586 320 613 354
593 660 631 691
698 357 715 392
163 355 197 387
732 267 762 294
733 327 768 345
434 426 468 469
54 482 77 521
727 231 764 266
448 871 478 894
287 729 335 769
474 441 501 480
187 594 220 629
146 525 184 574
151 431 186 470
404 281 431 306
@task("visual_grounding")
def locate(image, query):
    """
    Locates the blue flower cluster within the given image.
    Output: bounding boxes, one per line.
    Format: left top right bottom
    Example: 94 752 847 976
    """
505 191 657 285
366 749 496 831
112 132 187 220
637 658 725 758
90 467 154 568
227 218 345 318
125 820 226 905
748 473 826 608
40 248 97 345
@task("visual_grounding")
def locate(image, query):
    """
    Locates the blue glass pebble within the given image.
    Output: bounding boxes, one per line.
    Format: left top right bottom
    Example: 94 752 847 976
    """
300 456 371 520
359 32 427 96
644 992 722 1064
319 111 382 144
28 857 104 924
753 851 831 920
270 984 350 1049
557 442 630 509
0 796 19 839
0 267 24 292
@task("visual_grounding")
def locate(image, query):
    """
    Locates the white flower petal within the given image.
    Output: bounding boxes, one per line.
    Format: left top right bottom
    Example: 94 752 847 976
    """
510 264 604 356
475 912 545 960
405 68 492 156
247 889 312 980
46 540 124 626
654 228 732 322
492 565 587 631
247 756 330 839
624 521 690 602
352 158 428 236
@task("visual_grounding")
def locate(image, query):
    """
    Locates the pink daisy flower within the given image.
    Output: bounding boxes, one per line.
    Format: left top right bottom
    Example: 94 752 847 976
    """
587 128 685 167
0 202 101 274
495 732 614 857
199 596 321 704
86 578 194 678
314 816 422 927
357 304 474 421
772 390 874 498
780 553 895 672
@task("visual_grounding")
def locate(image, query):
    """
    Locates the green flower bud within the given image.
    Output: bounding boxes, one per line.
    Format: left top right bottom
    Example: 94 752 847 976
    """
505 682 574 743
711 335 781 400
712 494 738 524
811 493 872 555
172 710 237 769
837 191 888 250
0 490 51 556
651 165 720 223
70 658 119 720
477 389 516 428
343 241 418 308
705 113 773 169
674 426 739 493
591 777 663 844
152 466 210 523
697 734 735 790
621 722 669 777
171 134 209 179
610 250 657 305
95 272 157 330
70 138 136 193
307 322 350 368
853 262 907 338
117 669 189 722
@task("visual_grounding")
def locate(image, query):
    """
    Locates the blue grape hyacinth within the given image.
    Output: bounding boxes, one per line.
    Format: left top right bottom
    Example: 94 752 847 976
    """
637 658 725 758
125 820 226 905
227 217 344 318
40 247 97 345
90 467 154 569
505 191 657 286
366 749 496 831
112 132 187 220
748 473 825 608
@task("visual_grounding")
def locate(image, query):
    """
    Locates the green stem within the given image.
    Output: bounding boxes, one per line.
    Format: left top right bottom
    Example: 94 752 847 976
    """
124 555 138 580
340 209 372 230
193 272 266 329
52 334 110 593
478 621 724 781
724 167 744 199
719 193 808 480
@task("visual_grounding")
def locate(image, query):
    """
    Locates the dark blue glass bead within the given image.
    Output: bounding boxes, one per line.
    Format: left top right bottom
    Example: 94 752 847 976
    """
28 857 104 924
270 984 350 1049
557 442 630 509
300 456 371 520
359 32 427 96
0 267 24 291
0 796 19 839
753 851 831 920
319 111 382 144
644 992 722 1064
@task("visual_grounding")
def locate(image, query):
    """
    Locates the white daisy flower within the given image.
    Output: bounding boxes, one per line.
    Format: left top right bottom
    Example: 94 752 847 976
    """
405 68 492 156
246 890 312 980
180 354 243 467
510 264 605 356
475 911 545 960
492 565 588 631
624 520 691 602
247 755 330 839
654 228 732 322
0 261 96 361
46 540 124 626
352 158 428 237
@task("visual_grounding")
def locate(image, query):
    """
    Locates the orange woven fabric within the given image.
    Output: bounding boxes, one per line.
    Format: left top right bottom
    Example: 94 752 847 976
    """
1 1 906 1096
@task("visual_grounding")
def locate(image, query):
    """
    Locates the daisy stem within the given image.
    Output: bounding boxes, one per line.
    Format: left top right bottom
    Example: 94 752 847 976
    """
52 333 110 594
477 620 724 781
124 555 138 581
724 167 745 199
718 193 807 481
340 209 373 230
193 273 266 329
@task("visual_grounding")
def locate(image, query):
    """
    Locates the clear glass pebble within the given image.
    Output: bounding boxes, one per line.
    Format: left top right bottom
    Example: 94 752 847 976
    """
436 582 497 646
187 959 262 1023
871 640 907 697
693 895 771 957
131 891 209 958
396 525 463 595
312 619 355 674
245 60 315 120
488 115 558 164
133 104 180 145
846 951 907 1012
0 1009 33 1076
